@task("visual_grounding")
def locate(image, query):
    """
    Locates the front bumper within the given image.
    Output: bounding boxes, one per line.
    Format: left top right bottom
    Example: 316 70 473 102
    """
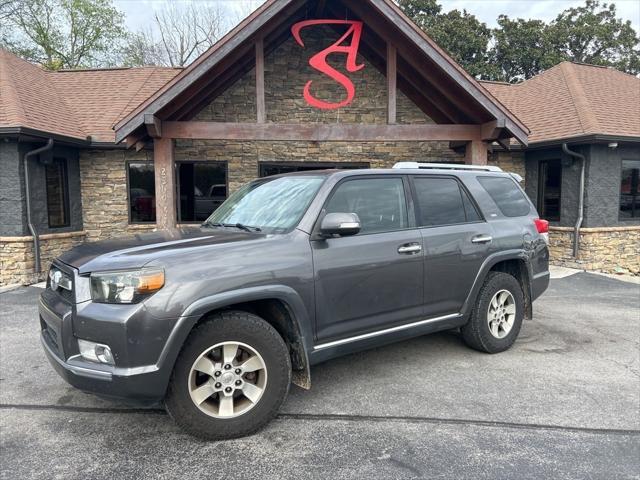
40 333 165 403
38 268 176 403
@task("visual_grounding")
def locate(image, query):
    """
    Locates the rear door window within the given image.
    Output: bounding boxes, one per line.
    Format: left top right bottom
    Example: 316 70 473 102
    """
477 176 531 217
413 177 482 226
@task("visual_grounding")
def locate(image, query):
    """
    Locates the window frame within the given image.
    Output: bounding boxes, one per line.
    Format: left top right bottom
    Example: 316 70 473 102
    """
409 174 485 229
259 161 370 177
312 174 415 238
537 159 562 222
619 158 640 221
126 159 157 225
176 160 229 224
45 157 71 229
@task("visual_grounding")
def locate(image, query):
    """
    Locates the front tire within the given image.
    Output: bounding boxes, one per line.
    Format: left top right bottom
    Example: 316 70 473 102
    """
461 272 524 353
165 310 291 440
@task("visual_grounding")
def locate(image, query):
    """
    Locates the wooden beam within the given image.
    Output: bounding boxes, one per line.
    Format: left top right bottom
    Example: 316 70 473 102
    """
481 119 506 141
464 140 488 165
134 141 146 152
144 114 162 138
387 43 396 124
153 137 177 230
163 122 481 142
125 132 144 149
255 38 266 123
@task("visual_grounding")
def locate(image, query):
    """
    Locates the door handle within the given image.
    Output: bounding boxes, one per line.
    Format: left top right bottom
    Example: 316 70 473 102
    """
471 234 493 244
398 243 422 254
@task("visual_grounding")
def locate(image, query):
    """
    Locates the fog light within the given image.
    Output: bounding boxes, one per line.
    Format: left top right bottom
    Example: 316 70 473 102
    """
78 339 115 365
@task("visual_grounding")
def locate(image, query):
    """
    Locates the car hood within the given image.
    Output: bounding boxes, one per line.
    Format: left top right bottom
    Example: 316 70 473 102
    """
59 227 266 274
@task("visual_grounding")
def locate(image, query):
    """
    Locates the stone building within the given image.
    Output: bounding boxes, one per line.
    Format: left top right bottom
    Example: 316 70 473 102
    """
1 0 638 286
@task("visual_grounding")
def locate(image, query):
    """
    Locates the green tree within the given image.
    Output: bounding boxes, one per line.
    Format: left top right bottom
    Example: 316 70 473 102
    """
547 0 639 74
398 0 495 78
490 16 557 82
2 0 126 70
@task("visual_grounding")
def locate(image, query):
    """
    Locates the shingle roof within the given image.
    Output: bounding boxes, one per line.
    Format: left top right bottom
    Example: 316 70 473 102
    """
482 62 640 144
0 48 180 143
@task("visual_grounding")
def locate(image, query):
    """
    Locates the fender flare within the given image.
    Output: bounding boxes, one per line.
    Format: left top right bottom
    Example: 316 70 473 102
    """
154 285 314 393
460 250 534 318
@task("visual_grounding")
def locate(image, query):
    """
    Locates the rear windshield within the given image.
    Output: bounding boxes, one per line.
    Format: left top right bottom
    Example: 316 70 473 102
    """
477 176 530 217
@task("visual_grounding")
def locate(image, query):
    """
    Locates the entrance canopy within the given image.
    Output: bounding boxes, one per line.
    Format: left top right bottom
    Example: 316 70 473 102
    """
114 0 528 148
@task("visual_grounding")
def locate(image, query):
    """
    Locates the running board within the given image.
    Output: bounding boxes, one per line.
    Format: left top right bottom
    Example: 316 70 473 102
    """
313 313 462 351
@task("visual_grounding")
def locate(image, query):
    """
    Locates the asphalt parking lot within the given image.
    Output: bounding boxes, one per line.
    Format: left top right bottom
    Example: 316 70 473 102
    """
1 272 639 479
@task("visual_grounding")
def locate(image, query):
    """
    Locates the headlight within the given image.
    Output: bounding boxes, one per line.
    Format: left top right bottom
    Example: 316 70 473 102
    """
90 268 164 304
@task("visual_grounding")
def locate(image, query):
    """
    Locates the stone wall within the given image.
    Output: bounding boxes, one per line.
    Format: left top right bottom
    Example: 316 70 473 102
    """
548 226 640 275
79 149 156 241
0 231 87 286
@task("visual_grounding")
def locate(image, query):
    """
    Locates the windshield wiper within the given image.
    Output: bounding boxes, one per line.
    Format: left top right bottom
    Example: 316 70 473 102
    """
202 222 261 232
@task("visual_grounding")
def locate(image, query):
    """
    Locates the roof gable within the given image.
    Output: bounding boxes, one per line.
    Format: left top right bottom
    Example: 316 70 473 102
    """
0 48 180 143
482 62 640 144
114 0 528 145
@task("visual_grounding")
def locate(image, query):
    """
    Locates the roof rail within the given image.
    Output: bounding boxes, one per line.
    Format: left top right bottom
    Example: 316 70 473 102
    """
392 162 503 172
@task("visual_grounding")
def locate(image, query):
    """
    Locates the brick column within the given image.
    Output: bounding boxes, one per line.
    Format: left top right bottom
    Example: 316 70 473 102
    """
153 137 177 229
464 140 488 165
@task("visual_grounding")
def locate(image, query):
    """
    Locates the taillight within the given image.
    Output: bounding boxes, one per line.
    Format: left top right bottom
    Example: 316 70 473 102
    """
534 218 549 234
534 218 549 244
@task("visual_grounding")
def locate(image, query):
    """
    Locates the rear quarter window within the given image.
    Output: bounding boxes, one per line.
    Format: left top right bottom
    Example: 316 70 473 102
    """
477 176 530 217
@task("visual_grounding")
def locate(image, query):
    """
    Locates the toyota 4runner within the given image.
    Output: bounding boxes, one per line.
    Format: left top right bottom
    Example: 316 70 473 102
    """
40 163 550 439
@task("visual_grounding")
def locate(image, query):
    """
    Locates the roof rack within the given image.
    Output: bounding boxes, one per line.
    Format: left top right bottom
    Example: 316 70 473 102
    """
392 162 503 172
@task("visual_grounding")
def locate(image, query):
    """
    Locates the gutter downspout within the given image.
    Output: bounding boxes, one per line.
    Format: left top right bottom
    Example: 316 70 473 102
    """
562 143 585 258
23 138 54 275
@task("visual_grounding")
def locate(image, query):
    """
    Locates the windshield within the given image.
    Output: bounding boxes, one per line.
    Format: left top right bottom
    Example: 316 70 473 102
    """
203 176 325 233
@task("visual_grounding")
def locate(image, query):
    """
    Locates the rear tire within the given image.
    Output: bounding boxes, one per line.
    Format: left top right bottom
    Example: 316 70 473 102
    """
165 310 291 440
461 272 524 353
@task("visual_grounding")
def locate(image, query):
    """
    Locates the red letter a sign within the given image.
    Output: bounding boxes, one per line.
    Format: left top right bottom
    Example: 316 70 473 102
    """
291 20 365 110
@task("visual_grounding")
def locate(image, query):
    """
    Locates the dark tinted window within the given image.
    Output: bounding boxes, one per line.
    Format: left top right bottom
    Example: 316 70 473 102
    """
620 159 640 220
45 158 69 228
477 176 530 217
414 177 480 226
260 162 369 177
325 178 408 234
128 162 155 223
178 162 227 222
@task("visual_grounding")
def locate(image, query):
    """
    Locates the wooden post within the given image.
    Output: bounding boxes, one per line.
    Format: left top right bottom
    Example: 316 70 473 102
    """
465 140 488 165
255 39 266 123
153 137 177 229
387 43 396 124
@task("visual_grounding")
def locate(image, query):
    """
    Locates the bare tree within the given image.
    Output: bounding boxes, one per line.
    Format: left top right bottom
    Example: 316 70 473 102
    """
154 2 225 67
123 1 264 68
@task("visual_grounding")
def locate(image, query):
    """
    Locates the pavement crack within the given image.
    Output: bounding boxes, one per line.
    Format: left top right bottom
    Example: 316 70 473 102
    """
2 403 635 437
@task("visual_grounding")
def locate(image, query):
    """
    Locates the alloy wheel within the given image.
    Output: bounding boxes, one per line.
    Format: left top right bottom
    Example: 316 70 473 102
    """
487 289 516 339
188 341 267 418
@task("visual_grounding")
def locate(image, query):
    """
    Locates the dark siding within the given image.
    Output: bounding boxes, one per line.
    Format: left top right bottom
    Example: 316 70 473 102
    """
584 144 640 227
1 141 84 237
0 140 27 236
525 143 640 228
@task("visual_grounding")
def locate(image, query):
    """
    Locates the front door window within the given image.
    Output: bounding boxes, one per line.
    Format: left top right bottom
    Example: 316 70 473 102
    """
537 160 562 221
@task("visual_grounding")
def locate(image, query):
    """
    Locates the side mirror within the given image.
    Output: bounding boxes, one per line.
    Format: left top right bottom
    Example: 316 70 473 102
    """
320 212 361 237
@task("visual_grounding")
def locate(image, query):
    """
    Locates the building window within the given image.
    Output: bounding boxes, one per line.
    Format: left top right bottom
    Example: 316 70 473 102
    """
128 162 156 223
177 162 228 222
537 160 562 221
259 162 369 177
45 158 70 228
620 160 640 220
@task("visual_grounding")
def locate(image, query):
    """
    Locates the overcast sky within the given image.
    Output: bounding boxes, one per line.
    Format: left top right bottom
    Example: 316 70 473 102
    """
114 0 640 35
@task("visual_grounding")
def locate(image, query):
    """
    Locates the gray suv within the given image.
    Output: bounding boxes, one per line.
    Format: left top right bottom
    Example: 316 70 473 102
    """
40 163 550 439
